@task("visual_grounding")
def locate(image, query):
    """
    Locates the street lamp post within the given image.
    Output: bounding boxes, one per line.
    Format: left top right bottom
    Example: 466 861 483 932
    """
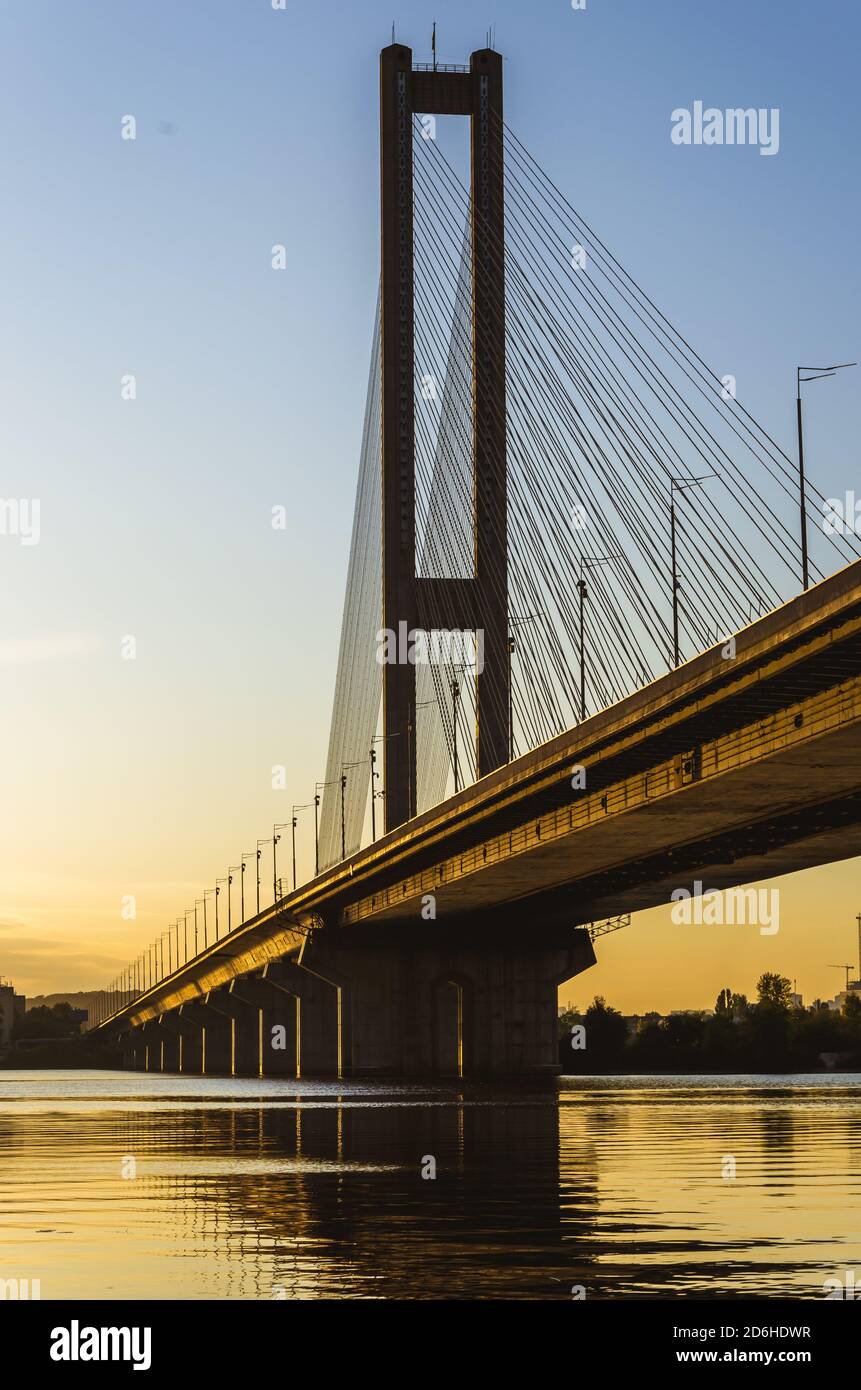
255 841 269 914
796 363 856 590
227 867 238 933
340 761 371 859
204 889 216 948
369 731 402 833
451 678 460 793
315 781 338 875
506 613 542 757
670 476 716 667
577 562 616 720
272 829 282 900
290 806 312 890
241 853 255 922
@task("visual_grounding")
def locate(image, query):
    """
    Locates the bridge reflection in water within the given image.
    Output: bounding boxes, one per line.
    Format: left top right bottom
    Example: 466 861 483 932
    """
1 1072 859 1300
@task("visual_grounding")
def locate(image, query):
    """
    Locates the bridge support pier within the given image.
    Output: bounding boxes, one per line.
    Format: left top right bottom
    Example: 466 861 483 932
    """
175 1002 232 1076
203 988 260 1077
263 963 338 1077
293 928 595 1077
231 975 298 1078
139 1022 161 1073
156 1009 204 1075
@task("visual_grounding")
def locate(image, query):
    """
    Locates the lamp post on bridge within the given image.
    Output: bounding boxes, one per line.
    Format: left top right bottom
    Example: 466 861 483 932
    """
255 841 270 914
369 732 402 835
215 882 226 940
273 827 285 900
340 763 368 860
227 867 239 933
578 560 618 720
669 476 715 668
204 888 216 948
451 678 461 793
370 747 378 840
508 613 542 755
291 805 312 890
315 781 338 873
796 363 856 590
407 701 436 816
240 853 255 923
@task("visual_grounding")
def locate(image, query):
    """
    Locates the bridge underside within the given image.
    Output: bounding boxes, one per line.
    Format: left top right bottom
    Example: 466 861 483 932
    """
120 928 595 1078
108 561 861 1078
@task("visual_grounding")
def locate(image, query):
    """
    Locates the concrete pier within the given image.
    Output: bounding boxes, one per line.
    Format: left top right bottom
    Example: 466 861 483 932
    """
122 927 595 1079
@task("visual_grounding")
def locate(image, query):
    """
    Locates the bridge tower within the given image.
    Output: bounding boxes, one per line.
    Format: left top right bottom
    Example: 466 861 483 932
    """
380 44 510 831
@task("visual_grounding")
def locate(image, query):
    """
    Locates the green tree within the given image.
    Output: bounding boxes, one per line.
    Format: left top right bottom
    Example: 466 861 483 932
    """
755 973 792 1012
715 987 734 1017
583 996 629 1065
13 1003 83 1041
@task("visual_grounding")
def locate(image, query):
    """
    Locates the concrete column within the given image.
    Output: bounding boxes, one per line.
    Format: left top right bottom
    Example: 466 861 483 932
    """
264 961 338 1077
231 976 297 1078
203 987 260 1077
295 928 596 1077
178 1001 231 1076
158 1028 180 1073
140 1022 161 1073
159 1009 204 1075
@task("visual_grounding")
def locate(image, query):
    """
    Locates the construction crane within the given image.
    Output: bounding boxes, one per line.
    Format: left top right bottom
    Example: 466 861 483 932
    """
828 964 854 992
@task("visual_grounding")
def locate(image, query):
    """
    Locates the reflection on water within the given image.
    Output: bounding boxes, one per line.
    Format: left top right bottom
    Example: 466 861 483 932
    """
0 1071 859 1299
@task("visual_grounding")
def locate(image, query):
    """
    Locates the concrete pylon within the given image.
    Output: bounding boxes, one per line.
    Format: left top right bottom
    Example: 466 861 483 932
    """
203 988 260 1077
158 1008 205 1075
139 1019 180 1073
262 962 338 1077
293 927 596 1077
177 1001 231 1076
230 976 297 1078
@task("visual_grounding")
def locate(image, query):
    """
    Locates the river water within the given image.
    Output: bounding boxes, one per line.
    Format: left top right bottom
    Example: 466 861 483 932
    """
0 1071 859 1300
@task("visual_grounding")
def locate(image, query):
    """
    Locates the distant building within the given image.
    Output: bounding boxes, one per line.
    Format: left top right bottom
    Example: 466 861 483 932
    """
828 980 861 1012
0 982 26 1046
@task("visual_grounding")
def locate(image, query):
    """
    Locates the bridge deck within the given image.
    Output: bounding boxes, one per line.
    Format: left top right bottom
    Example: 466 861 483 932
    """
101 559 861 1031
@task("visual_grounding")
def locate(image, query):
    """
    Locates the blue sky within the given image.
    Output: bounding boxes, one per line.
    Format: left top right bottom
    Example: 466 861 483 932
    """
0 0 858 1005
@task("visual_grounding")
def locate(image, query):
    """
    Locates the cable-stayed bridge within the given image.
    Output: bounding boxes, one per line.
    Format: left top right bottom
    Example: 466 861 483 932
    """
94 45 861 1077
